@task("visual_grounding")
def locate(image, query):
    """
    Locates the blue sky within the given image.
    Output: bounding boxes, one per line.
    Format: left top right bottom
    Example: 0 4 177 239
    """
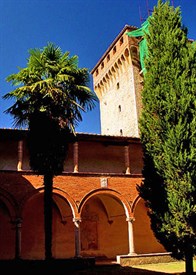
0 0 195 134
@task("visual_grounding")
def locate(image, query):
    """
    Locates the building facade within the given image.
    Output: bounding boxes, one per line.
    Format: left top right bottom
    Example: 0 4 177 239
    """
0 25 166 262
91 25 143 137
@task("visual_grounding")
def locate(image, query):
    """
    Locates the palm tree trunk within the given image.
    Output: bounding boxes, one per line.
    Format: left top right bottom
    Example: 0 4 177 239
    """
185 246 193 275
44 173 53 260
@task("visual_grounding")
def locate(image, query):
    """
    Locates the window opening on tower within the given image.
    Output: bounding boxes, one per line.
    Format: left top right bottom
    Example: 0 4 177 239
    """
120 37 124 45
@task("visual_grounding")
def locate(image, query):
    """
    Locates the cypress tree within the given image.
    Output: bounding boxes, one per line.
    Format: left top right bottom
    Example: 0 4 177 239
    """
138 1 196 273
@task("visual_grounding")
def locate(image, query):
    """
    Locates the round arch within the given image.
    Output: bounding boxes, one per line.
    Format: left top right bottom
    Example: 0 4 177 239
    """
20 187 77 259
78 188 131 259
131 195 141 216
78 188 132 219
52 187 78 219
131 196 165 254
20 187 78 219
0 188 18 220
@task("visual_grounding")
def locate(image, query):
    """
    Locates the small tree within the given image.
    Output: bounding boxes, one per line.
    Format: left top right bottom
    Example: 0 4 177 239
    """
138 1 196 274
3 43 97 260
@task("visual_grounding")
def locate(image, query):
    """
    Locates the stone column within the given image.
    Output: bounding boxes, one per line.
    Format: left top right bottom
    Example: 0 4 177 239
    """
127 217 136 255
73 142 79 173
15 218 22 259
124 145 130 174
73 218 81 257
17 140 23 171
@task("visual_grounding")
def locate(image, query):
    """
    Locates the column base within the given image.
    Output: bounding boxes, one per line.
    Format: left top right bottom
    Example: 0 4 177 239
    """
74 255 82 258
128 252 137 256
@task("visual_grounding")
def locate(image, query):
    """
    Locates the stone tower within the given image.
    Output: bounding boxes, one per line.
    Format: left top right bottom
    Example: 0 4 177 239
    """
91 25 143 137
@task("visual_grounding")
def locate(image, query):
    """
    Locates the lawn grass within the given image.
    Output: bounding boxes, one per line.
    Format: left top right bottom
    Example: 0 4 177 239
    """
1 259 196 274
74 260 196 274
133 260 196 273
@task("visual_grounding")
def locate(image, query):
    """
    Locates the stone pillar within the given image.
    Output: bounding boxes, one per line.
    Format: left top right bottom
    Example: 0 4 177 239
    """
73 142 79 173
124 145 130 174
15 218 22 259
17 140 23 171
127 217 136 255
73 218 81 257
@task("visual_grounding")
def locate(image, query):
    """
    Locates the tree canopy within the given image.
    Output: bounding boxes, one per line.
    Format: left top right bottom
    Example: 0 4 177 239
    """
3 42 97 133
138 1 196 273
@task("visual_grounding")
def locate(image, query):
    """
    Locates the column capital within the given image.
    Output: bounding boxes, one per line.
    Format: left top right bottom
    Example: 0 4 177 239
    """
73 218 82 227
13 217 23 226
126 217 135 223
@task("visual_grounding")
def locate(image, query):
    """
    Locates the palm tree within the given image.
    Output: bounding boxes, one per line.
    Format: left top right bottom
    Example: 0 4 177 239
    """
3 43 97 260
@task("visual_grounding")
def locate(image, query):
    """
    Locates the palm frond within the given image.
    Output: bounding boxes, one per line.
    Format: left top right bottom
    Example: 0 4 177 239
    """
4 42 97 130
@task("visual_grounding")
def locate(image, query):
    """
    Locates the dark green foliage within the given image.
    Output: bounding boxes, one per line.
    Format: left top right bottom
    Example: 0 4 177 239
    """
138 0 196 273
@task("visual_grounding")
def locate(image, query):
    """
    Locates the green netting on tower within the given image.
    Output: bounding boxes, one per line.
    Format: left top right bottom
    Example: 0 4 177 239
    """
127 17 150 73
